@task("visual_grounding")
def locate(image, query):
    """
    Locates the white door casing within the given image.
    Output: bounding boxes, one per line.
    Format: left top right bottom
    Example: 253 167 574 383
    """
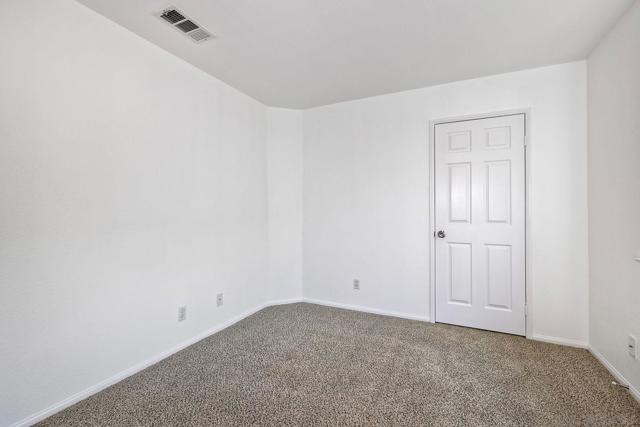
434 114 526 336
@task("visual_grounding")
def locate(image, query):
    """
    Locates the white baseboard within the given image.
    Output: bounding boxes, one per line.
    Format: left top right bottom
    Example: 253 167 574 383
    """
14 298 636 426
302 297 430 322
10 298 303 427
589 346 640 403
268 297 304 306
529 334 589 349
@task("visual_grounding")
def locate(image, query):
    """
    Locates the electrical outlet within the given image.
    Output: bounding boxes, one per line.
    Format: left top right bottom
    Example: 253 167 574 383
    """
353 279 360 290
216 293 223 307
628 334 637 359
178 306 187 322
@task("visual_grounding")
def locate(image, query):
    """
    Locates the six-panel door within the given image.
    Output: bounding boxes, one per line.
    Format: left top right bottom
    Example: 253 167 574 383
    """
434 114 526 336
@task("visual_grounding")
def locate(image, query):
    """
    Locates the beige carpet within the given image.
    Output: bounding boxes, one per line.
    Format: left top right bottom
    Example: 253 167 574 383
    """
39 303 639 426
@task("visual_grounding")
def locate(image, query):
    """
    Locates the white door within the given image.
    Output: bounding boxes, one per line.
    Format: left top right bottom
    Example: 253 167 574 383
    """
434 114 526 336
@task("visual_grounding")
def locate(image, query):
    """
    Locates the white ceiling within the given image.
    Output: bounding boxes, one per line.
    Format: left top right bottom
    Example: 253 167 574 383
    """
77 0 633 108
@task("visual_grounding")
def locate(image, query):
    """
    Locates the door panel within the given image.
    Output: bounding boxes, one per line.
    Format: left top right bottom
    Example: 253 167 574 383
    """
486 160 511 223
434 114 525 336
449 163 471 222
448 243 472 305
485 244 512 310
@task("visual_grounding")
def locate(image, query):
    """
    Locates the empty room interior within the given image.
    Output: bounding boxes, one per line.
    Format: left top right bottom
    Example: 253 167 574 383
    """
2 0 640 426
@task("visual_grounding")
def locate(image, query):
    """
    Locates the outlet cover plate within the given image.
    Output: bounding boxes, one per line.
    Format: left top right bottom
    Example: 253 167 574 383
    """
629 334 637 359
178 306 187 322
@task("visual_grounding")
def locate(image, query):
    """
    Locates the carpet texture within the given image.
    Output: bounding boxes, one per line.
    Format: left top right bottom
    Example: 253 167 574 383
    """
40 303 640 426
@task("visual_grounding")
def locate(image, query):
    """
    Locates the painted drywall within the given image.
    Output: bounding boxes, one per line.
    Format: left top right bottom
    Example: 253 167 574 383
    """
303 62 589 344
267 108 304 301
0 1 272 425
0 1 600 424
77 0 634 108
588 0 640 394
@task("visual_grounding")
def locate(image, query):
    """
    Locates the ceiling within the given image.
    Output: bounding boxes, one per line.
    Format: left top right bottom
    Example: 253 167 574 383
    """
77 0 633 108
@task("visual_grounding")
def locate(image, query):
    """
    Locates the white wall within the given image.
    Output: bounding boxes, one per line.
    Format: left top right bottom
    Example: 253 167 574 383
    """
267 108 304 301
588 0 640 394
0 1 601 424
0 1 272 425
303 62 589 344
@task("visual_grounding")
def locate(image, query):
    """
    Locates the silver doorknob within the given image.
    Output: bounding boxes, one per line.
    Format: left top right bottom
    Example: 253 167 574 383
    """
437 230 446 238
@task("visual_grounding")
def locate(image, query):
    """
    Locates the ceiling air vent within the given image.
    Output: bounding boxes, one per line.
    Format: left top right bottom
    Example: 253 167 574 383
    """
176 20 199 33
160 9 186 24
157 7 214 43
188 28 213 43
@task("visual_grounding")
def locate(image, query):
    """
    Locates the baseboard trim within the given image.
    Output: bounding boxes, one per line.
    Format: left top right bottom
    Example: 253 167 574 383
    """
529 334 589 349
268 297 304 306
589 346 640 403
17 298 635 426
9 298 303 427
302 298 430 322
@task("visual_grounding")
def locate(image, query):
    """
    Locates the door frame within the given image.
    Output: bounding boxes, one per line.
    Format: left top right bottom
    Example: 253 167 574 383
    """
428 108 532 338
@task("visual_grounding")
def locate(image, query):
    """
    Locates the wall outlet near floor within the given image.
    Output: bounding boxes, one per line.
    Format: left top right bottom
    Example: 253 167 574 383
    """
178 306 187 322
353 279 360 290
628 334 637 359
216 293 224 307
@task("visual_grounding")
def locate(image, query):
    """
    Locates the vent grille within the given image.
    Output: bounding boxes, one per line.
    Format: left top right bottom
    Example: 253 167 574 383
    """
160 9 185 24
189 28 213 42
176 20 199 33
157 7 214 43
